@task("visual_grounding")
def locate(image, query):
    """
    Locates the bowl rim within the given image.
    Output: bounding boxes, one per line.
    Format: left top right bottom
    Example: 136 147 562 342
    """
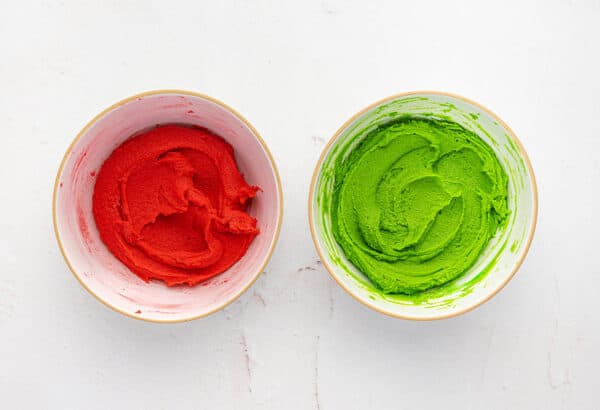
308 90 538 321
53 89 284 323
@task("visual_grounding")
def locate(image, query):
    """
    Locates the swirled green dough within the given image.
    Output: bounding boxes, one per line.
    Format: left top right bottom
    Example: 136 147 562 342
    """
331 117 509 294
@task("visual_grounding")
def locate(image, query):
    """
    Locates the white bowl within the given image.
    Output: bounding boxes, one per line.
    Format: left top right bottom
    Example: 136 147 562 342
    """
309 91 537 320
53 90 283 323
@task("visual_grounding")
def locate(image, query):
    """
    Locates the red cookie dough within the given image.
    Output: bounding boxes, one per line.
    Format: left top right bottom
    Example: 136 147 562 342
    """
92 125 260 286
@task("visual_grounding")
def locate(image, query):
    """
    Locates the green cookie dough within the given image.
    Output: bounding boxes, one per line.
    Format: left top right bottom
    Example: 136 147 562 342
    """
331 117 509 294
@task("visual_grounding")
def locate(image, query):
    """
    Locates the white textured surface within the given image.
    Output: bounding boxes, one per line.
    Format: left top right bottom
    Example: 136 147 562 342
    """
0 1 598 409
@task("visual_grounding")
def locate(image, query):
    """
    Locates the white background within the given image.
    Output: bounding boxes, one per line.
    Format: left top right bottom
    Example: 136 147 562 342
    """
1 1 598 409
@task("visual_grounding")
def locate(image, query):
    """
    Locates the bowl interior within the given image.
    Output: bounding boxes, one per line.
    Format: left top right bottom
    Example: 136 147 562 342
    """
54 92 281 322
311 92 536 319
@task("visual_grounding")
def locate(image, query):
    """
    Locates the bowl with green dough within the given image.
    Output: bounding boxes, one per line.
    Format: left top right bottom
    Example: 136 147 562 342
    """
309 91 537 320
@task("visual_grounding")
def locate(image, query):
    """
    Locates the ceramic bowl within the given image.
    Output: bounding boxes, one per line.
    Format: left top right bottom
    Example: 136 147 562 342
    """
53 90 283 322
309 91 537 320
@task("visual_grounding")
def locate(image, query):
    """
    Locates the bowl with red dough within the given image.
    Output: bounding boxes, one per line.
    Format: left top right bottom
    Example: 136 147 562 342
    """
54 90 283 322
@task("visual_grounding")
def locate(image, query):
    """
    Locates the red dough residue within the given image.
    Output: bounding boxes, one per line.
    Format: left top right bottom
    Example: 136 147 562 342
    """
78 205 92 252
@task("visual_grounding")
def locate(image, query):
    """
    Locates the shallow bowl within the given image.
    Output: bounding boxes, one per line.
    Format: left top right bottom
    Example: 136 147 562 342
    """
54 90 283 322
309 91 537 320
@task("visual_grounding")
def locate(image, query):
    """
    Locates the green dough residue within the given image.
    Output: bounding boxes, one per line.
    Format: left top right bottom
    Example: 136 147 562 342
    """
331 117 509 295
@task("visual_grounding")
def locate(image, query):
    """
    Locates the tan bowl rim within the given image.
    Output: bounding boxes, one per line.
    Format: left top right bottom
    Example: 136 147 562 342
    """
53 89 284 323
308 90 538 320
